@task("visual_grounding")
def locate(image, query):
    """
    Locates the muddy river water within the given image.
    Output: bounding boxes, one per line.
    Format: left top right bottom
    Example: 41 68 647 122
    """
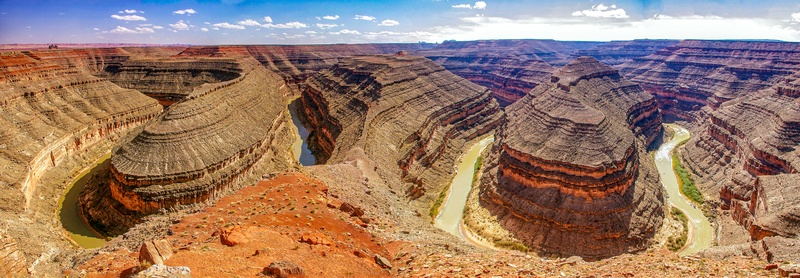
434 136 494 237
58 154 109 248
655 124 712 255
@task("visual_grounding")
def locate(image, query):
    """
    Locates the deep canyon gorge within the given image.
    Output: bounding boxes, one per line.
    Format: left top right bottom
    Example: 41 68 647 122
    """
0 39 798 276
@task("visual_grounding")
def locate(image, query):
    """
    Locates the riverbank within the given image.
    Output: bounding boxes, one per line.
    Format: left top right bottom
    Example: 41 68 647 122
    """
57 153 110 248
655 124 712 256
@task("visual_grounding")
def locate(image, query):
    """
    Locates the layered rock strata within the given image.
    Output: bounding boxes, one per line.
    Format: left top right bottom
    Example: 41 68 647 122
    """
680 72 800 243
572 39 678 66
620 40 800 121
0 51 162 211
80 57 295 235
298 54 503 201
177 44 433 95
428 40 604 67
419 49 555 107
107 58 244 105
478 57 664 259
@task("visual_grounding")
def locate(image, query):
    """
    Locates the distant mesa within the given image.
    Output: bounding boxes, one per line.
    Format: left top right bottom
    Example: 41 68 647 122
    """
478 57 665 259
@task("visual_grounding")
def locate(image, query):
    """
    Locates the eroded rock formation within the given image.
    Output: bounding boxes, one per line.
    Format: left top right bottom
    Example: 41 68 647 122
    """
680 71 800 244
620 40 800 121
572 39 678 66
0 51 162 211
106 58 244 106
478 57 664 259
80 57 296 235
298 54 503 202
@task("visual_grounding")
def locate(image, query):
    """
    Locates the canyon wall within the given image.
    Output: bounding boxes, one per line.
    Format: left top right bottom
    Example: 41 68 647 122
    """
106 58 244 105
0 50 162 212
619 40 800 122
680 71 800 242
80 57 296 235
298 54 503 203
572 39 679 66
478 57 664 259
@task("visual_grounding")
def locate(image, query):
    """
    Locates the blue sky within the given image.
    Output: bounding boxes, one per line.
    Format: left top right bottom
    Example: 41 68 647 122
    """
1 0 800 44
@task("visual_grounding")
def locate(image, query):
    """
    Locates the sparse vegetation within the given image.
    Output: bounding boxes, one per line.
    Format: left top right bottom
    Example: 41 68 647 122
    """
430 183 450 219
667 207 688 252
494 240 530 252
672 152 703 205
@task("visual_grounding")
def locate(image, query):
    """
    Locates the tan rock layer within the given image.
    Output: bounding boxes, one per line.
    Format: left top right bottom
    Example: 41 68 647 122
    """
680 72 800 241
298 54 503 201
620 40 800 121
0 51 162 211
80 57 295 235
479 57 664 260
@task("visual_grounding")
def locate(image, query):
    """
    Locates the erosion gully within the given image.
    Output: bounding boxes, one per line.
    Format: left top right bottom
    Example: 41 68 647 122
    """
655 124 712 256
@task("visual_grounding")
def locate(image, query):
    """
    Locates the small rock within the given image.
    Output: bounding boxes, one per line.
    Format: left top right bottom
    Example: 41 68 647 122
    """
375 254 393 269
340 202 365 217
766 263 779 270
300 232 332 246
354 249 368 258
263 260 305 278
220 225 248 246
139 240 174 266
780 264 800 277
134 264 191 278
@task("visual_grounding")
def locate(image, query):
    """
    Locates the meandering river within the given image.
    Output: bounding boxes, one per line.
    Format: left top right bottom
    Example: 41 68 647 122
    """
289 100 315 166
58 154 109 248
655 124 712 255
435 136 494 237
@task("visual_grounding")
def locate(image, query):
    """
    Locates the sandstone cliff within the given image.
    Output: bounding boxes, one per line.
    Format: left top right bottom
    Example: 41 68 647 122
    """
106 57 244 105
680 71 800 244
572 39 679 66
0 51 162 211
298 54 503 203
478 57 664 259
80 57 296 235
619 40 800 121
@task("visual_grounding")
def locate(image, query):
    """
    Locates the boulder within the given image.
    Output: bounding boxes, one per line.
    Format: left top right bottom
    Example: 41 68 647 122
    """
263 260 305 278
374 254 392 269
139 240 174 266
134 264 191 278
220 225 248 247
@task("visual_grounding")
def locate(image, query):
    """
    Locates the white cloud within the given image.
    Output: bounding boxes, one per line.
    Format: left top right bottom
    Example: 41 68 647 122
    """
317 23 338 29
139 23 152 26
263 16 273 23
354 15 376 21
237 19 262 26
792 12 800 22
123 9 137 14
330 29 361 35
170 20 189 30
153 25 164 29
305 30 317 34
379 19 399 26
286 34 306 39
108 26 155 34
212 22 246 30
111 14 147 21
452 1 486 10
92 27 100 31
201 27 209 32
173 9 196 15
571 4 629 19
424 15 800 43
265 21 308 28
323 15 339 20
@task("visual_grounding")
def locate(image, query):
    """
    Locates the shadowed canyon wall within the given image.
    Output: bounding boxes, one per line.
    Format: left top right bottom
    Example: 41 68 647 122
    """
298 54 503 204
478 57 665 259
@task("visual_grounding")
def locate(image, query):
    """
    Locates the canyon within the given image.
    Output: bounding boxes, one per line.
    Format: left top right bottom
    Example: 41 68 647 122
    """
0 39 797 276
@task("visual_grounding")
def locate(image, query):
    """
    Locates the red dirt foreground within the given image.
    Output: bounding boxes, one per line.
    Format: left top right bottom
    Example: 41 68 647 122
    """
77 172 396 277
